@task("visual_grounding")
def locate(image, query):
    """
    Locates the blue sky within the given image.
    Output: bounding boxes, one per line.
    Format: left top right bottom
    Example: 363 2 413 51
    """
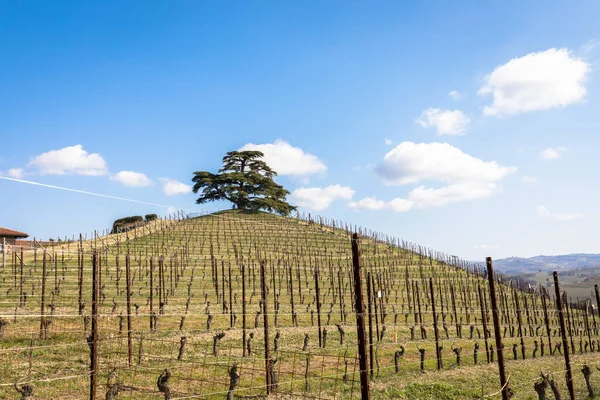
1 1 599 260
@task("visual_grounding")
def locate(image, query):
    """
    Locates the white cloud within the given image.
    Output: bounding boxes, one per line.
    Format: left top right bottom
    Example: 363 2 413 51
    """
291 185 354 211
539 146 567 160
474 244 499 250
29 144 108 176
384 138 393 146
377 142 515 186
113 171 153 187
7 168 23 179
479 48 590 116
537 205 584 221
416 108 470 135
364 142 515 212
388 198 414 212
406 181 498 208
522 176 538 183
239 139 326 176
162 179 192 196
348 197 386 211
449 90 463 101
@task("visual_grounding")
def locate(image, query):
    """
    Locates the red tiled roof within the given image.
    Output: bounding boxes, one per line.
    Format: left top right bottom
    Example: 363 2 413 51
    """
0 227 29 238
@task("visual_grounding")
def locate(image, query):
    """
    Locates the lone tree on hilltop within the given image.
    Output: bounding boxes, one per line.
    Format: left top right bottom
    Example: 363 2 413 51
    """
192 150 296 215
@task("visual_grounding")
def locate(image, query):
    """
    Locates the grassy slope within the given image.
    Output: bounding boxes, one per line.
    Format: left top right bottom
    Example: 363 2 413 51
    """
0 210 598 399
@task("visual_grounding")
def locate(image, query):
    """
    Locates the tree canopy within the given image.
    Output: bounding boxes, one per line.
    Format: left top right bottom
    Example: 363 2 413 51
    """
192 150 296 215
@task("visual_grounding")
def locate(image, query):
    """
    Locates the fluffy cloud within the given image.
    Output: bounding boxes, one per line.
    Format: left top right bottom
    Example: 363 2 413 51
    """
348 197 386 210
539 147 567 160
377 142 514 186
113 171 153 187
291 185 354 210
29 144 108 176
361 142 515 212
479 48 590 116
239 139 326 175
537 205 583 221
522 176 538 183
416 108 470 135
7 168 23 179
162 179 192 196
449 90 463 101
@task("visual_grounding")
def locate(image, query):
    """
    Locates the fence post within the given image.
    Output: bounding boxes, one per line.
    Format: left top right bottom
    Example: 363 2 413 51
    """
514 290 525 359
149 257 154 331
260 261 271 394
486 257 510 400
553 271 575 400
242 263 247 357
2 237 5 269
90 251 99 400
351 233 371 400
477 283 490 363
19 248 24 306
126 253 133 366
429 277 442 370
315 267 322 348
366 271 374 378
595 285 600 320
40 251 47 339
78 234 84 315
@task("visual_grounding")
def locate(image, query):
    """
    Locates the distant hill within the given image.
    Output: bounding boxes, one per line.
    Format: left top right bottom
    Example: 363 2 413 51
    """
490 253 600 274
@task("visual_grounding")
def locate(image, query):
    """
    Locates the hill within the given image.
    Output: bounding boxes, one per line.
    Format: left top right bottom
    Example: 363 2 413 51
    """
0 210 599 399
493 254 600 274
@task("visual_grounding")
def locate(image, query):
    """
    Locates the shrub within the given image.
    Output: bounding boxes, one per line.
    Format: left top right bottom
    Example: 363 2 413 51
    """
145 214 158 222
111 216 144 234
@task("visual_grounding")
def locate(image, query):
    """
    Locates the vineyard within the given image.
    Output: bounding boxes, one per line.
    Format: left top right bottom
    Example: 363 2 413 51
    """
1 210 600 399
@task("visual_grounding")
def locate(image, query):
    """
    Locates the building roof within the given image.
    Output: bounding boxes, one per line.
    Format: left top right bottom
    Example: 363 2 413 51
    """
0 227 29 238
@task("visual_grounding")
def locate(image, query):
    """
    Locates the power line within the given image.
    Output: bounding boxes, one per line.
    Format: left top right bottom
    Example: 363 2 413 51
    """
0 176 192 211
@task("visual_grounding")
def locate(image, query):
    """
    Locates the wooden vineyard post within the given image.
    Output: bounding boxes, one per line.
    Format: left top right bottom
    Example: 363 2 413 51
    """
553 271 575 400
338 269 344 322
514 290 525 359
229 263 233 328
351 233 371 400
486 257 510 400
90 251 99 400
125 253 133 366
541 289 552 355
40 251 47 339
289 265 297 326
595 285 600 320
19 248 24 306
429 278 442 370
54 254 58 293
315 267 322 347
366 271 374 378
260 261 271 394
149 257 154 331
372 274 380 344
477 283 490 363
78 234 84 315
450 284 459 336
242 263 247 357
